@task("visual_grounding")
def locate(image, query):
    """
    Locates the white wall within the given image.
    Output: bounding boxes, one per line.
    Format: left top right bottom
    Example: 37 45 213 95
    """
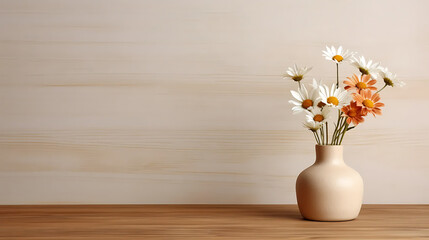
0 0 428 204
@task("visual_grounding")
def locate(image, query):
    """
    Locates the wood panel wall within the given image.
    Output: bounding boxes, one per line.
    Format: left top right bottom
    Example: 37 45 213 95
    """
0 0 428 204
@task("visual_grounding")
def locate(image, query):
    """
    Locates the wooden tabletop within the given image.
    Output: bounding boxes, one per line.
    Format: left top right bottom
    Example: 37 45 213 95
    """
0 205 428 239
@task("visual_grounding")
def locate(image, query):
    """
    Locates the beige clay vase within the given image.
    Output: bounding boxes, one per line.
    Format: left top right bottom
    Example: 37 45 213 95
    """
296 145 363 221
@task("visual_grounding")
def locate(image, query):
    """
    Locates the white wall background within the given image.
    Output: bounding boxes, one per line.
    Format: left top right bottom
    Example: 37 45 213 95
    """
0 0 428 204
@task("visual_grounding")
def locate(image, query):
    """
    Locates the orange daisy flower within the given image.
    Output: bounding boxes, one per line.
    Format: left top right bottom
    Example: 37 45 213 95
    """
341 101 365 125
352 89 384 116
344 74 377 93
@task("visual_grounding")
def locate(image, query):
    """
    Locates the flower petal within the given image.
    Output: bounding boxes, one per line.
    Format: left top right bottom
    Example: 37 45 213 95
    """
291 90 303 101
372 93 381 102
374 102 385 107
289 100 301 106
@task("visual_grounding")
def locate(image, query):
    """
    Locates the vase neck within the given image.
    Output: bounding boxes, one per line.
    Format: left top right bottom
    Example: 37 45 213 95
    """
315 145 344 165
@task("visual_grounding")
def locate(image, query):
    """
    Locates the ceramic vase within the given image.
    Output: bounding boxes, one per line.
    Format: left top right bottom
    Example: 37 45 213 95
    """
296 145 363 221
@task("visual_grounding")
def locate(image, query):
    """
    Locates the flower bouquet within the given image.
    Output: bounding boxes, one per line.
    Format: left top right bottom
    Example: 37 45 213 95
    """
284 46 404 145
288 46 404 221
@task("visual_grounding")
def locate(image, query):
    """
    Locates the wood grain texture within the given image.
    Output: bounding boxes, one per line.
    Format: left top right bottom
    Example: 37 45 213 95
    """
0 205 428 239
1 0 429 204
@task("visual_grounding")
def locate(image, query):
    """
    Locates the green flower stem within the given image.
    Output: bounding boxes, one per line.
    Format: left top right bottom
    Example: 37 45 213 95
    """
339 122 349 145
313 131 320 145
332 120 340 145
338 117 347 144
376 83 387 94
332 117 341 145
336 63 339 88
333 116 346 145
325 122 329 145
320 126 324 145
316 130 321 145
331 110 341 145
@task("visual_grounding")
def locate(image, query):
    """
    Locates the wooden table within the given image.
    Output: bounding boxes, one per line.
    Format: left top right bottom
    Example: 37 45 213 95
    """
0 205 428 239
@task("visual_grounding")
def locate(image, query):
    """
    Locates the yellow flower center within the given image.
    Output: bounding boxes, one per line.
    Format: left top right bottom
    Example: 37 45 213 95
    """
313 114 324 122
356 82 367 89
363 99 374 108
301 99 313 109
327 96 339 106
332 55 343 62
292 76 303 82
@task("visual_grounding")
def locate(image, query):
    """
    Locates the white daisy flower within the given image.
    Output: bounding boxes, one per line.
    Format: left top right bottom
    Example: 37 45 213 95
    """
289 84 320 114
283 64 312 82
319 83 349 108
350 56 380 79
303 120 322 132
377 67 405 87
322 46 355 63
304 107 331 131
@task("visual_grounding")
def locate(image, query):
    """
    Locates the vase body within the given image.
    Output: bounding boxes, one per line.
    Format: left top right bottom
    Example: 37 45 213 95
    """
296 145 363 221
